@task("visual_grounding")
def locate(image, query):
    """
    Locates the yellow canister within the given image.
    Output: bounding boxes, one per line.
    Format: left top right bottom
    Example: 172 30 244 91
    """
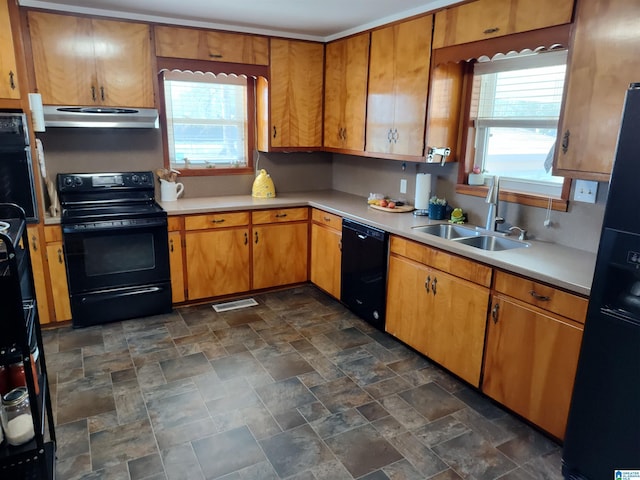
251 169 276 198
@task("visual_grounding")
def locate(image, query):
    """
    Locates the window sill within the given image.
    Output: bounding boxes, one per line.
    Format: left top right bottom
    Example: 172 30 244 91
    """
174 166 254 177
456 184 569 212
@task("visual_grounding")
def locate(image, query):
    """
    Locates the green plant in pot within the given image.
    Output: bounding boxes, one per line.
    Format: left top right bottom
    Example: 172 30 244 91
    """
428 196 447 220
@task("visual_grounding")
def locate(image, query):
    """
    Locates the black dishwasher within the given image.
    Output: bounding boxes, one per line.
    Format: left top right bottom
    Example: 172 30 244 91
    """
341 218 389 330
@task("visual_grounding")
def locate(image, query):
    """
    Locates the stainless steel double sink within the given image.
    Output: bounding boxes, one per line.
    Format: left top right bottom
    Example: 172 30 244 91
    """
411 224 529 251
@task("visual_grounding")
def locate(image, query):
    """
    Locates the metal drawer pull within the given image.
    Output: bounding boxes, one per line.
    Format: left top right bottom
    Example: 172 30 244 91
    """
57 248 63 264
9 71 16 90
100 86 105 101
425 275 431 293
91 86 96 101
561 130 570 154
275 213 287 218
170 238 174 252
431 277 437 295
31 236 38 251
244 232 248 245
255 231 259 244
212 219 225 224
273 126 277 138
323 217 331 222
529 290 551 301
483 27 500 34
209 53 223 58
491 303 499 323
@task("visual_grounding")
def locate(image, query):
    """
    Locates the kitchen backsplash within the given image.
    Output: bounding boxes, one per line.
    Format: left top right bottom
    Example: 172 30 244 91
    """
36 129 605 253
332 154 606 254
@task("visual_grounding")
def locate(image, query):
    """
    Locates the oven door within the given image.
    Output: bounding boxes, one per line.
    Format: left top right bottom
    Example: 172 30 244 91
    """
62 217 170 294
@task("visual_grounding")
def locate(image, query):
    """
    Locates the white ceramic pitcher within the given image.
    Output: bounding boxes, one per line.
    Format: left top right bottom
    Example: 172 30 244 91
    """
160 178 184 201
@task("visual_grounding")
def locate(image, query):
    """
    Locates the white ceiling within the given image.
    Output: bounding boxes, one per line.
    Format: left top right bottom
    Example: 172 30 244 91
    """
19 0 461 42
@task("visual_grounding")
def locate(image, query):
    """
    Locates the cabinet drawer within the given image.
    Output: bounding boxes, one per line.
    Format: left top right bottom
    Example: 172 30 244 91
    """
311 209 341 231
184 212 249 230
167 216 183 232
390 235 492 287
155 25 269 65
252 207 308 225
493 270 588 323
44 225 62 243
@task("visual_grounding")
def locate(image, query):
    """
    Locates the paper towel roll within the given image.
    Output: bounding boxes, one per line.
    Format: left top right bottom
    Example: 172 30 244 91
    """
414 173 431 210
28 93 45 132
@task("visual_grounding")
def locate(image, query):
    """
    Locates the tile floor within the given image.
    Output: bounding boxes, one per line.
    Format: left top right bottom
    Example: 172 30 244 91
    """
42 286 564 480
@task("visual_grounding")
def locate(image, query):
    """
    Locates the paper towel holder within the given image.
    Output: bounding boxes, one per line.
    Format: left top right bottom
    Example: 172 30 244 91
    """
426 147 450 166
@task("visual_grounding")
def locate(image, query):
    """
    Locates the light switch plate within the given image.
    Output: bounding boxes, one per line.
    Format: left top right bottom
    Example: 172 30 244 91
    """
400 178 407 194
573 180 598 203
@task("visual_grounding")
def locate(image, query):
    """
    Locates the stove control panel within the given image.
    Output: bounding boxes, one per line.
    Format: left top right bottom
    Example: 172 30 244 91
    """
58 171 154 192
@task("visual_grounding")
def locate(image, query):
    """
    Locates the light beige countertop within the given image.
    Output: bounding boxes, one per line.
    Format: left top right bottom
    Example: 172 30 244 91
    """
158 190 596 296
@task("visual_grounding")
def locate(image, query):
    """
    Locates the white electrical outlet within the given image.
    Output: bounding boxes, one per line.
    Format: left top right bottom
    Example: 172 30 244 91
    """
573 180 598 203
400 178 407 194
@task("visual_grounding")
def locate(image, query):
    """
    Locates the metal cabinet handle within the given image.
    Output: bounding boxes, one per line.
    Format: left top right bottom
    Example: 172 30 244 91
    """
209 53 223 58
170 238 174 252
273 126 277 138
392 129 399 143
275 213 287 218
244 232 248 245
561 130 570 154
387 129 393 143
31 235 38 251
212 219 225 224
57 248 63 264
9 71 16 90
431 277 437 295
323 217 331 222
91 86 97 101
483 27 500 34
425 275 431 293
491 303 499 323
100 86 105 101
529 290 551 301
255 231 259 244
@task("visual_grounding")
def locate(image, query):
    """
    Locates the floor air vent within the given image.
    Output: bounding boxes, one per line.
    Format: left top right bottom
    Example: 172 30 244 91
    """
212 298 258 313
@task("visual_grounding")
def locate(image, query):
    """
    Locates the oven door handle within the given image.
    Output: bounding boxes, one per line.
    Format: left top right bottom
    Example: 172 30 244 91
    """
63 220 166 234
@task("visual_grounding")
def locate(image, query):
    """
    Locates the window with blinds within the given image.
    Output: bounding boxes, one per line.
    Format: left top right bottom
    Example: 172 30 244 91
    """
164 71 249 170
471 50 567 196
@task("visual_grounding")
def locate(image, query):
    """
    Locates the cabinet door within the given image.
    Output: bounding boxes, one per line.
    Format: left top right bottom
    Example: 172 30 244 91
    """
92 19 155 108
168 231 185 304
555 0 640 179
252 223 308 290
323 33 369 151
185 228 250 300
385 254 431 355
155 26 269 65
45 241 72 322
426 269 489 387
269 39 324 148
366 16 432 156
310 223 341 298
433 0 573 48
28 12 96 105
483 295 584 439
26 226 51 324
0 0 19 100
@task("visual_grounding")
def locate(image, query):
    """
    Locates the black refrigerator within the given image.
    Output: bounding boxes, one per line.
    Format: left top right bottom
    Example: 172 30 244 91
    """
562 84 640 479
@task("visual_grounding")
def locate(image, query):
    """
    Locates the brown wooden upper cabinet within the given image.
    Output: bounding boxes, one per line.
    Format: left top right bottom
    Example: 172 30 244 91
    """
554 0 640 180
433 0 575 48
0 0 20 100
366 15 433 158
258 39 324 150
154 25 269 65
28 11 155 107
323 33 370 152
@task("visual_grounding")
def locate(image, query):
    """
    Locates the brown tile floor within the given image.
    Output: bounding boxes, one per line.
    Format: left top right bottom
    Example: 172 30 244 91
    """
42 286 564 480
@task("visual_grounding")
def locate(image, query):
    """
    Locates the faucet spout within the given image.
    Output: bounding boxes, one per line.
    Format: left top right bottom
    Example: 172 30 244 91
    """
485 176 500 231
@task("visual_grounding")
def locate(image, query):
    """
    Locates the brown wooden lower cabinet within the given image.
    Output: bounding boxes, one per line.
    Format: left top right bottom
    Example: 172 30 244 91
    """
26 225 51 325
45 240 72 322
310 213 342 299
185 227 250 300
168 231 185 303
386 249 489 387
252 222 308 290
482 294 584 439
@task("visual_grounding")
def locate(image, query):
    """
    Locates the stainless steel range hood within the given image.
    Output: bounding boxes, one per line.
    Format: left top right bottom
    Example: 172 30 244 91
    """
43 106 159 128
